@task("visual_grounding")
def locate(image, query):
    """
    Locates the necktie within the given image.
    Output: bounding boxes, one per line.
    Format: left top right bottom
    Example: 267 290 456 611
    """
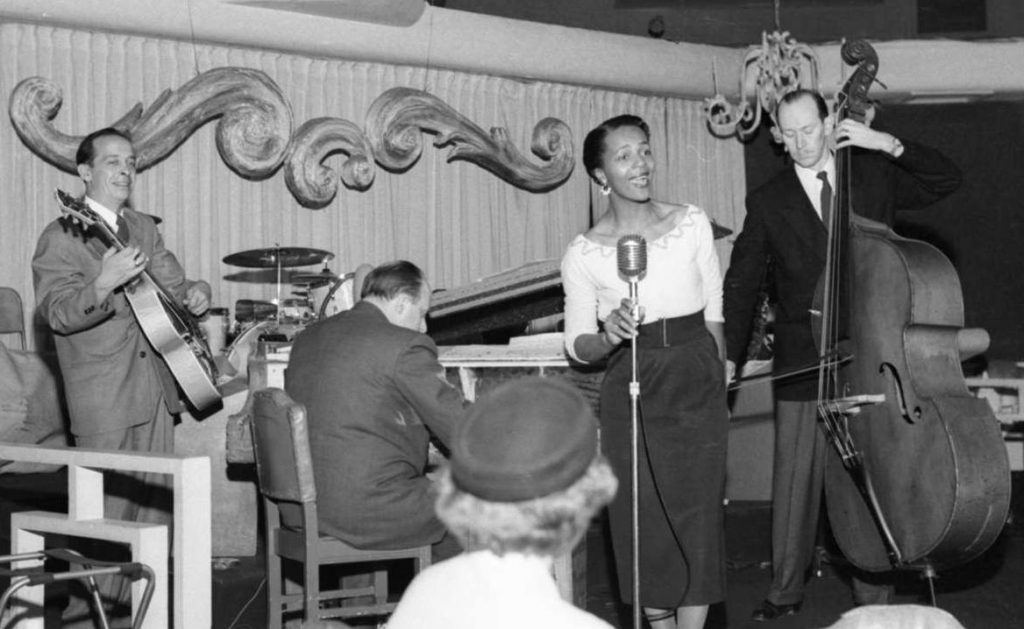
818 171 832 229
115 214 130 243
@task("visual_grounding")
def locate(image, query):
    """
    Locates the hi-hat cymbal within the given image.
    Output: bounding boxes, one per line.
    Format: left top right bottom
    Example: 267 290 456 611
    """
711 220 733 240
222 247 334 268
291 270 341 286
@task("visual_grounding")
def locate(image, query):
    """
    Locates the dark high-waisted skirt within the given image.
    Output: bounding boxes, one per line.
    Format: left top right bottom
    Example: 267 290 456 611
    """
600 310 728 608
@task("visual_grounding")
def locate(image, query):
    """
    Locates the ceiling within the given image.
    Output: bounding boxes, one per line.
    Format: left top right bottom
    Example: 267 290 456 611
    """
437 0 1024 47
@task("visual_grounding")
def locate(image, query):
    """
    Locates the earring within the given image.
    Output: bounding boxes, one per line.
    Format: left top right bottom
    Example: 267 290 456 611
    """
600 183 611 196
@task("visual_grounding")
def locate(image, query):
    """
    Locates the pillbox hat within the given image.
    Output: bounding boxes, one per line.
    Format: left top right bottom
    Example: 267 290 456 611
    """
450 377 598 502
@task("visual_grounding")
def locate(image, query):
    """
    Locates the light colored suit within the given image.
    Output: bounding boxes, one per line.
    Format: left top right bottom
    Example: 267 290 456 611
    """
33 206 195 436
33 203 203 619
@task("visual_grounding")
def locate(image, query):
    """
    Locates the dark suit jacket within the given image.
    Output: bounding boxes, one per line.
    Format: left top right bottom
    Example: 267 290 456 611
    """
32 207 195 436
724 142 961 400
285 300 468 549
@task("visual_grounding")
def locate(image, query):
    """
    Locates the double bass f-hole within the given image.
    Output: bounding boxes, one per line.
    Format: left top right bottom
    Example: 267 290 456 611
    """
878 362 920 423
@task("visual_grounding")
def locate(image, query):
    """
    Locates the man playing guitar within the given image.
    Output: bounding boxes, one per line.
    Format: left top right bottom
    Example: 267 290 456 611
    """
32 127 212 627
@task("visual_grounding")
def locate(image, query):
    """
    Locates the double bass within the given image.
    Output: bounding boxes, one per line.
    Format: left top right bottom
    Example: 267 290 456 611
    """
815 40 1010 578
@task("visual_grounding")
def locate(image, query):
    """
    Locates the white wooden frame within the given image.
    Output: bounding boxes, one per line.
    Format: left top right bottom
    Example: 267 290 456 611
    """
0 444 211 629
965 376 1024 423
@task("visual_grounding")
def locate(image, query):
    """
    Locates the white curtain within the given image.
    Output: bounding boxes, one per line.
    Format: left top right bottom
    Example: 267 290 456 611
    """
0 22 745 348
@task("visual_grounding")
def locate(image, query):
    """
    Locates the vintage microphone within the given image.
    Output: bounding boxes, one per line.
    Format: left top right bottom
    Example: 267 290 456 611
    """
617 234 647 629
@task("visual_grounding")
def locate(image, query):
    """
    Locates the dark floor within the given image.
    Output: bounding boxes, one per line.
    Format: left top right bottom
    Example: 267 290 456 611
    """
211 477 1024 629
3 472 1021 629
585 504 1024 629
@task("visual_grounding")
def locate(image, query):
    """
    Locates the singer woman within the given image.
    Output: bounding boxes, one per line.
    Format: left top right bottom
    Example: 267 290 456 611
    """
560 114 728 629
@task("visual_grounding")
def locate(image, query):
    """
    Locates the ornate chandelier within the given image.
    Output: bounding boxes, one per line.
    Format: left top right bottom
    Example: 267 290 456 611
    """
702 4 820 140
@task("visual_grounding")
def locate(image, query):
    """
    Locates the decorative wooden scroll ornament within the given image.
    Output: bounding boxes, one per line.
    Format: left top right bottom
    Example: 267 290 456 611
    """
10 69 574 206
9 67 293 178
366 87 574 193
285 117 376 208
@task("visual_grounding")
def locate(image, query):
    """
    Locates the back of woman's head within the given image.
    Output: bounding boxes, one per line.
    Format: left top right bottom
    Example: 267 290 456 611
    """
825 604 965 629
436 455 616 557
437 377 618 557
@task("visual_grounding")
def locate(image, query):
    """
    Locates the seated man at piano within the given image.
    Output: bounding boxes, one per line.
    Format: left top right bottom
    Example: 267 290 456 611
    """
285 260 469 559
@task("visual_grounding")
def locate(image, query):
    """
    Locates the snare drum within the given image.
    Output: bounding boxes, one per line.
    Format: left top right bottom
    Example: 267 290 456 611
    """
309 275 355 320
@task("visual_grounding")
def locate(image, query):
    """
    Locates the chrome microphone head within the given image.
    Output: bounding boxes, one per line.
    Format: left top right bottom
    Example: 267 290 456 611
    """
616 234 647 279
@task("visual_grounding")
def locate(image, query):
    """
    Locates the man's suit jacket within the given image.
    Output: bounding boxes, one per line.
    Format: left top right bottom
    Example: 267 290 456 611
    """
724 142 961 400
285 300 468 550
32 207 195 436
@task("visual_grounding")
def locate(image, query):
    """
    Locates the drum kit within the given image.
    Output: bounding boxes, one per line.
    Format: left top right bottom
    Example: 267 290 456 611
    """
217 246 356 373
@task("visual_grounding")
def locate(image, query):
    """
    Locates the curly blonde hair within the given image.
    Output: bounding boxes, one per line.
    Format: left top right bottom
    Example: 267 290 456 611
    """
434 454 617 557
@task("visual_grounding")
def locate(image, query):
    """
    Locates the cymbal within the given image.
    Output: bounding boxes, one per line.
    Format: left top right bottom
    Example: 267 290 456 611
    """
291 270 341 286
222 247 334 268
711 220 733 240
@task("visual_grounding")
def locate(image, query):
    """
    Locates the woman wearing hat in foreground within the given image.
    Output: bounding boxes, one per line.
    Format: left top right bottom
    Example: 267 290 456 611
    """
387 377 618 629
561 114 729 629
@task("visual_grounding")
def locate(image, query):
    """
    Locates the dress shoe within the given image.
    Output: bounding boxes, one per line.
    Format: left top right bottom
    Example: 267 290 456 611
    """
751 600 803 621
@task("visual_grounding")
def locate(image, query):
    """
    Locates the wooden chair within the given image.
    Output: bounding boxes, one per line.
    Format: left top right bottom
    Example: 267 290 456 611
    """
0 286 26 350
250 388 431 629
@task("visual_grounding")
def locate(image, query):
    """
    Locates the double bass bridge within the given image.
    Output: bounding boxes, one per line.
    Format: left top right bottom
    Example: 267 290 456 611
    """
819 393 885 417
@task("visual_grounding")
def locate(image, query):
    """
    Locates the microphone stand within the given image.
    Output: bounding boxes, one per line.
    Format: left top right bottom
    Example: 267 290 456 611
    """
628 276 642 629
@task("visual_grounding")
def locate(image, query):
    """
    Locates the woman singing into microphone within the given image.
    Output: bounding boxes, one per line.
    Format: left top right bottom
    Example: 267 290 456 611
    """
560 114 728 629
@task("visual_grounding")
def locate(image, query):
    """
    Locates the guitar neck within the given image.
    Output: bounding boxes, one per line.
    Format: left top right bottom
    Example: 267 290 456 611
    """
55 189 196 326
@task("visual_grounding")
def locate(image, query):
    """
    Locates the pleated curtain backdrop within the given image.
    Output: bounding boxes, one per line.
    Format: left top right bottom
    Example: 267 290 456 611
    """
0 22 746 349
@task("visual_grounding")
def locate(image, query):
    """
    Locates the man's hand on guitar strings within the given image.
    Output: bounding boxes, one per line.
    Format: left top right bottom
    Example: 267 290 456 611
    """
105 246 148 284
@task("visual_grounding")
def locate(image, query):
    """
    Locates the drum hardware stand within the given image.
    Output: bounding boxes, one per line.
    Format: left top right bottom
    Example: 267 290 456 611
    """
272 244 283 325
919 563 938 606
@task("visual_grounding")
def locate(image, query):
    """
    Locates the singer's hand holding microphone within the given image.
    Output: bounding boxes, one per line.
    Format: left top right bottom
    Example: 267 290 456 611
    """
604 234 648 348
604 299 643 347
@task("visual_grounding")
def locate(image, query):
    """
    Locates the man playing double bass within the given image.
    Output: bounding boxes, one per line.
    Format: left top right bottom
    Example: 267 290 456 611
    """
723 89 961 622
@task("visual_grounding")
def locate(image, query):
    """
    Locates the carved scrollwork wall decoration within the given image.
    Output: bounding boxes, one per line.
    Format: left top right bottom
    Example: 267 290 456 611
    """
365 87 574 192
129 67 292 177
9 67 293 177
284 117 375 208
9 69 575 203
9 76 125 172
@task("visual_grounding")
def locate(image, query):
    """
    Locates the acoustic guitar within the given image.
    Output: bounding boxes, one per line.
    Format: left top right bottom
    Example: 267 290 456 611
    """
55 188 221 411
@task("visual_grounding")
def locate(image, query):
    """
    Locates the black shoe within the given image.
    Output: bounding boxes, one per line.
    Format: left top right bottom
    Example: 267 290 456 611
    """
751 600 803 621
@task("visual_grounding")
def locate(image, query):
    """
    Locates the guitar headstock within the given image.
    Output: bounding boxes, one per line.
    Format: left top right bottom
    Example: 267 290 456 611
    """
54 188 101 228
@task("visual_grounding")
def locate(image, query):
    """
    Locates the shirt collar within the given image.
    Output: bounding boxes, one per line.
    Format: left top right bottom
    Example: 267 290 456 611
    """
84 196 121 230
794 154 835 185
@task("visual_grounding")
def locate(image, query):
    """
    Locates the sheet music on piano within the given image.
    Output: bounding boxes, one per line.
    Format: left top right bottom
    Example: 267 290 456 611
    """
438 333 568 368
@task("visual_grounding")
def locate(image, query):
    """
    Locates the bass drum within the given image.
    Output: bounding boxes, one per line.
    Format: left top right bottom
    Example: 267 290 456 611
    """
226 320 304 376
309 274 355 320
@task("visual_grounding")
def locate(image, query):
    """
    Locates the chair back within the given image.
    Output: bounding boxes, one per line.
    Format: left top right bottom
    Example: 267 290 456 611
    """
0 287 26 350
251 388 318 506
